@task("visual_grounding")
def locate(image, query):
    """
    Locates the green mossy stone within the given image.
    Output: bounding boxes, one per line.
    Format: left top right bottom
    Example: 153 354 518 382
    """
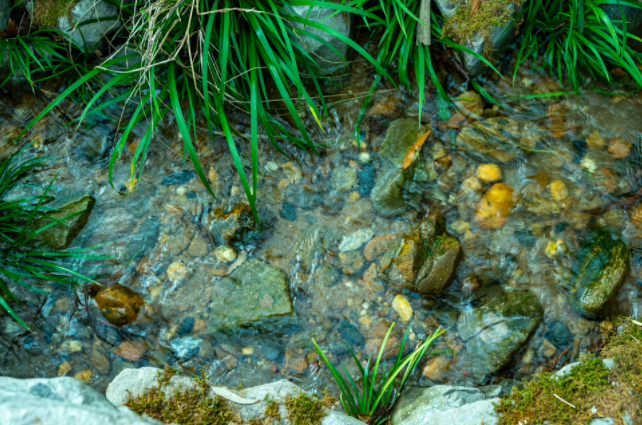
415 234 462 296
207 260 294 334
34 196 95 249
568 228 630 318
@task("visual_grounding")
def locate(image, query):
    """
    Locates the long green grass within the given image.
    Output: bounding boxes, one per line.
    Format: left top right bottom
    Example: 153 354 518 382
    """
514 0 642 91
0 152 103 329
313 323 446 424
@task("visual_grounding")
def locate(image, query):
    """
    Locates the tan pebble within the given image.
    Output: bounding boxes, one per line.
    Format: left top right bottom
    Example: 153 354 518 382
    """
188 234 209 256
460 176 482 193
608 138 632 159
539 339 556 357
391 294 413 322
359 316 372 328
422 356 450 381
209 166 220 182
59 340 82 354
463 230 477 242
461 275 480 293
214 245 236 263
434 155 452 173
349 160 357 168
450 220 470 235
629 205 642 230
54 297 73 312
349 192 360 201
475 163 502 183
176 187 187 195
586 130 605 150
164 204 184 217
242 346 254 356
114 340 146 361
581 156 597 173
74 370 92 383
58 361 72 377
548 180 568 201
363 234 397 262
545 239 566 258
474 183 513 229
193 319 206 332
278 178 289 189
167 261 188 282
359 152 371 162
264 161 278 173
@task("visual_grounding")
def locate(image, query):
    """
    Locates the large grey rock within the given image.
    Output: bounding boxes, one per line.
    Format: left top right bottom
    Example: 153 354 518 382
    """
207 259 295 334
107 368 365 425
564 228 629 319
289 5 351 74
57 0 120 48
456 287 543 384
600 2 642 32
0 375 162 425
434 0 526 76
371 119 426 216
391 385 498 425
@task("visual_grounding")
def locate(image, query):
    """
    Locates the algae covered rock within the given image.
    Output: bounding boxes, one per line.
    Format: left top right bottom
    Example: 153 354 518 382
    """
456 287 543 384
371 119 427 216
34 195 95 249
381 212 461 297
566 228 629 318
207 260 294 334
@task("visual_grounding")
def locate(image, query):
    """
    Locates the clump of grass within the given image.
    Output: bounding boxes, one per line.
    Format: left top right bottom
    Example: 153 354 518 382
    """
0 151 102 329
495 318 642 424
513 0 642 91
313 322 446 425
125 367 237 425
284 393 326 425
443 0 521 59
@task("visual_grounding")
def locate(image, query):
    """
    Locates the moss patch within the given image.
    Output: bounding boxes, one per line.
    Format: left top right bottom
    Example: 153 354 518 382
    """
495 319 641 424
125 366 237 425
442 0 520 59
31 0 77 29
284 393 327 425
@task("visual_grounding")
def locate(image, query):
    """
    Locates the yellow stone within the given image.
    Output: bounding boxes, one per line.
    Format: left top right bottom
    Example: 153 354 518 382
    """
58 361 72 377
167 262 188 282
474 183 514 229
422 356 450 380
545 239 566 258
586 130 605 150
74 370 92 383
359 316 372 328
391 294 413 322
460 176 483 193
349 192 360 201
540 339 556 357
548 180 568 201
475 163 502 183
242 346 254 356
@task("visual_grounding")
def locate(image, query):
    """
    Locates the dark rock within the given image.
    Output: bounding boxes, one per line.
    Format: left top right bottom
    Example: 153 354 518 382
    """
572 139 588 163
126 216 159 259
566 228 630 318
177 317 195 337
358 162 376 197
207 260 294 334
207 204 257 246
95 284 145 326
382 212 461 297
186 191 196 199
544 320 573 350
338 320 364 347
456 287 544 384
34 196 95 249
371 119 427 216
280 202 297 221
258 340 282 361
160 171 195 186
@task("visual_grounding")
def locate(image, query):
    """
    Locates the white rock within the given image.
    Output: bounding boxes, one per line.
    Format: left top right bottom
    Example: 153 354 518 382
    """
339 228 374 252
57 0 120 48
106 367 198 407
0 376 163 425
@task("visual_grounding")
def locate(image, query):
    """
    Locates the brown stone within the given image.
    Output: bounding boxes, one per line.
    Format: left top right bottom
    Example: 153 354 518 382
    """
74 370 92 383
95 284 144 326
364 321 402 360
594 168 617 194
461 275 480 293
284 352 308 374
188 234 209 256
363 234 398 262
114 340 146 361
608 138 632 159
368 95 402 118
58 361 72 377
338 251 365 275
90 348 110 375
422 356 451 380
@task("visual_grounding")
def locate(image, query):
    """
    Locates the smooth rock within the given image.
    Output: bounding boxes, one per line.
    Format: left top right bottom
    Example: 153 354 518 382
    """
106 367 198 407
371 119 426 216
170 336 203 359
289 6 351 74
95 284 145 326
114 340 146 362
207 260 294 334
476 163 502 183
456 287 544 384
57 0 120 48
566 228 629 318
392 294 413 322
339 227 374 252
331 166 357 192
474 182 513 229
0 375 163 425
34 196 95 249
391 385 498 425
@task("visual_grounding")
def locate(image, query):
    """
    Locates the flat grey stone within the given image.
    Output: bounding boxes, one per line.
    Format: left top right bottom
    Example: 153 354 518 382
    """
57 0 120 48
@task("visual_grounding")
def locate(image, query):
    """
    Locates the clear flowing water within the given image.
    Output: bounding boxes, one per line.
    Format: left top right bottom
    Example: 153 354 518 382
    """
0 56 641 398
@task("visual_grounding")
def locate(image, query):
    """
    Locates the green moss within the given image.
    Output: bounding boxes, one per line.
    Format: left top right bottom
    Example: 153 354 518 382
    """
264 400 281 423
495 320 641 424
284 393 326 425
125 366 238 425
32 0 78 29
442 0 520 59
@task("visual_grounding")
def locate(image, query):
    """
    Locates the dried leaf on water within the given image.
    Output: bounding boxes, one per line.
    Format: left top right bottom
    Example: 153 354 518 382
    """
401 128 432 169
470 0 482 16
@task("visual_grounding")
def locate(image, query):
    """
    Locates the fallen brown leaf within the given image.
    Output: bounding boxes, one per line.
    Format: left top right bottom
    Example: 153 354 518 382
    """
470 0 482 15
0 20 18 38
439 113 469 129
401 128 432 169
